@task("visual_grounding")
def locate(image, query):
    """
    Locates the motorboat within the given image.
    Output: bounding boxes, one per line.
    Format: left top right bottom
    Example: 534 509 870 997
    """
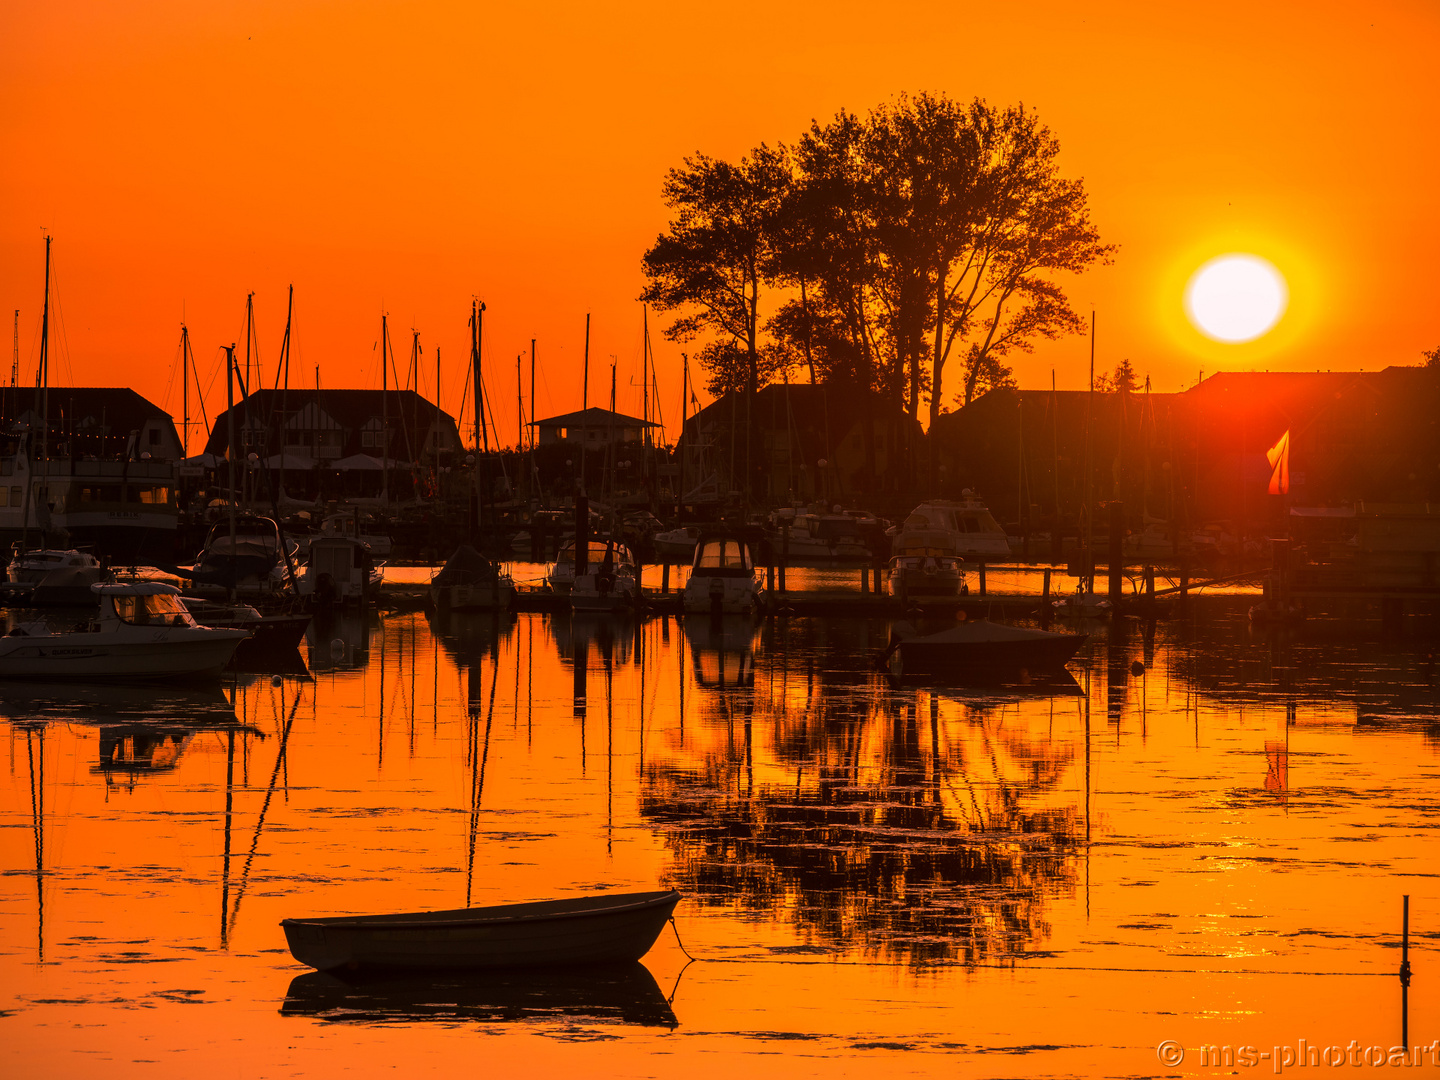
430 545 514 612
300 536 384 605
181 597 313 658
682 532 765 615
652 525 701 560
887 529 967 600
770 505 871 562
890 493 1010 558
6 547 100 585
280 889 682 972
1052 591 1113 618
881 618 1087 679
569 541 639 614
316 511 393 558
0 581 250 681
187 514 301 597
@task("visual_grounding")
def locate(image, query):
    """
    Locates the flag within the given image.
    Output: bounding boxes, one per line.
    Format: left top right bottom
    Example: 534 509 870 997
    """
1266 429 1290 495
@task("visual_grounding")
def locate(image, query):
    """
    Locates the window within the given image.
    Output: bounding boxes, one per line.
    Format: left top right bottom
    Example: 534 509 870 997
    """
10 487 19 506
361 431 376 447
148 428 162 445
133 486 171 505
112 592 192 626
0 488 6 507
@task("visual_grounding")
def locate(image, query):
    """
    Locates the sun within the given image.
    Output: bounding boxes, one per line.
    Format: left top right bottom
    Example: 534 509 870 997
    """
1184 254 1288 343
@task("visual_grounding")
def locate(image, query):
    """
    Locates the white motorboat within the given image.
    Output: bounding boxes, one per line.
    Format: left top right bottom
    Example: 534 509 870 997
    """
682 533 765 615
887 529 967 600
300 536 384 604
569 541 640 614
652 525 701 560
6 548 101 585
0 582 250 681
316 512 393 558
1052 591 1112 618
890 494 1011 559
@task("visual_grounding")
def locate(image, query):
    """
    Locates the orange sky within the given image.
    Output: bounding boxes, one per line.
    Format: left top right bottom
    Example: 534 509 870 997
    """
3 0 1438 449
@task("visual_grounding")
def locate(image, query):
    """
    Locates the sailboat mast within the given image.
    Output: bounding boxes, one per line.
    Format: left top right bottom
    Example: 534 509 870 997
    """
678 353 688 522
1084 311 1096 591
181 324 190 457
381 313 389 503
225 343 238 600
37 235 50 463
581 313 590 495
642 304 651 490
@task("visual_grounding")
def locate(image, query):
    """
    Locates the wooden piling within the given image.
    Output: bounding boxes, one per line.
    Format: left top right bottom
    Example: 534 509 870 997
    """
661 561 670 595
1108 501 1124 601
978 563 986 596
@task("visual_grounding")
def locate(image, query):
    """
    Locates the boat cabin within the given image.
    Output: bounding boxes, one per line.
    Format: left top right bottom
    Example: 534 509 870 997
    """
94 582 200 628
690 536 756 578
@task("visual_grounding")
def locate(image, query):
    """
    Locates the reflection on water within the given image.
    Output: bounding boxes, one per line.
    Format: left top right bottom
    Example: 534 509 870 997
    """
2 598 1438 1075
281 962 677 1028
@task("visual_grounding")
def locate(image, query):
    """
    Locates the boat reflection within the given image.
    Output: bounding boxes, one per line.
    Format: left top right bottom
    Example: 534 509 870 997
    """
307 609 373 673
681 614 759 689
279 961 678 1028
0 684 259 788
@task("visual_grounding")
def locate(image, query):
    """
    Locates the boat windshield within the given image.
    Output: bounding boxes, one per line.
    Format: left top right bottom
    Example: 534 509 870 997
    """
112 592 195 627
695 540 752 571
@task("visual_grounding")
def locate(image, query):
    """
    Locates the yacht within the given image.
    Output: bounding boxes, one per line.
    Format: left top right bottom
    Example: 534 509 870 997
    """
891 494 1010 559
888 529 967 600
188 514 300 598
683 532 765 615
569 540 640 614
7 547 100 585
0 581 249 681
299 536 384 604
770 505 870 561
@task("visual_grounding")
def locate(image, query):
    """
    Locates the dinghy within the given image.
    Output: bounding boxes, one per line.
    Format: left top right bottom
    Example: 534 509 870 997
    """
882 619 1086 679
281 889 682 972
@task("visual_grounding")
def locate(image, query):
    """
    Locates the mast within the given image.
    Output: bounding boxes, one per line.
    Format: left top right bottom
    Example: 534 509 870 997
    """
37 235 50 463
180 324 191 457
678 353 689 521
275 286 293 499
581 313 589 495
530 338 539 508
1083 311 1096 593
381 314 389 504
225 344 238 601
642 305 651 497
515 353 522 501
435 344 442 497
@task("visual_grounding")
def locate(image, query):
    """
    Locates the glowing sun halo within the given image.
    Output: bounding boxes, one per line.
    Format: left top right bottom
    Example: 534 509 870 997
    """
1184 254 1288 343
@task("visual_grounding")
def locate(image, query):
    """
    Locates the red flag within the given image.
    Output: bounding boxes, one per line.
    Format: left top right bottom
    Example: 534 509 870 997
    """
1266 429 1289 495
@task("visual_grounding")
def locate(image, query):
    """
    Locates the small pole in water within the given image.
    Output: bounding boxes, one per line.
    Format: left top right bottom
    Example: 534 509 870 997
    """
1400 894 1412 1047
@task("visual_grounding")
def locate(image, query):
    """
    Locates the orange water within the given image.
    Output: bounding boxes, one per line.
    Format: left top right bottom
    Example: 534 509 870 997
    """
1 600 1434 1077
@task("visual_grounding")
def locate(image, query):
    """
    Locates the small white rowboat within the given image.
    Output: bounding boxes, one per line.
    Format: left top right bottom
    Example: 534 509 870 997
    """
281 890 682 972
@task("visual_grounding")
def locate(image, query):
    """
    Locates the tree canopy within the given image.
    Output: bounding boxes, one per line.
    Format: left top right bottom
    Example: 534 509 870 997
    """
640 91 1113 488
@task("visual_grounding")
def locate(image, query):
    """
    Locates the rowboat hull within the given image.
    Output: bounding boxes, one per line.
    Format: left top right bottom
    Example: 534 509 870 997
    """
281 890 682 972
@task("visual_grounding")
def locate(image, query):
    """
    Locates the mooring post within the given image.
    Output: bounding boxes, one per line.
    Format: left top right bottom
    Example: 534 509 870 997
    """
1108 501 1124 602
778 525 789 594
1144 565 1155 607
860 564 868 595
1401 894 1412 1047
767 561 776 595
978 563 986 596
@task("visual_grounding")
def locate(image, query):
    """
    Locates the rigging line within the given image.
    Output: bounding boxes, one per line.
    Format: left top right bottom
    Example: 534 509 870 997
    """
227 686 305 934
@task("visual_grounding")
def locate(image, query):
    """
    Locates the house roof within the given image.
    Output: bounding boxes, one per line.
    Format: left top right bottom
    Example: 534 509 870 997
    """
204 388 458 453
1 386 174 431
530 407 657 429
